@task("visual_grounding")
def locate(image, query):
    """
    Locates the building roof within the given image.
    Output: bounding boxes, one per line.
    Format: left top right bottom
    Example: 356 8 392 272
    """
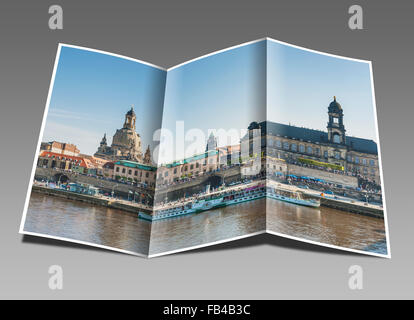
114 160 157 171
39 151 89 167
164 150 218 168
44 141 79 153
259 121 378 155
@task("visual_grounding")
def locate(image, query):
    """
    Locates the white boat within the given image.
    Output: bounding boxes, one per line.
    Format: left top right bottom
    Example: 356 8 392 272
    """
192 197 225 212
266 188 320 208
138 183 319 222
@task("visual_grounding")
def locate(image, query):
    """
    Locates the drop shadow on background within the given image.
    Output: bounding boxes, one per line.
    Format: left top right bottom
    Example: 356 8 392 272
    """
22 232 368 258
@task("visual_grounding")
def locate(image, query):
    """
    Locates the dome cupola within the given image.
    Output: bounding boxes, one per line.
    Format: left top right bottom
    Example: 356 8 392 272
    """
328 96 342 113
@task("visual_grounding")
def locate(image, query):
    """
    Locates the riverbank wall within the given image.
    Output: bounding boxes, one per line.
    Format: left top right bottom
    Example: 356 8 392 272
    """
319 197 384 219
32 185 152 215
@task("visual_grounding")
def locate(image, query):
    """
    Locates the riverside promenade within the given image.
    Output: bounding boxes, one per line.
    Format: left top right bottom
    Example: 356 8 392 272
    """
32 185 152 215
32 178 384 220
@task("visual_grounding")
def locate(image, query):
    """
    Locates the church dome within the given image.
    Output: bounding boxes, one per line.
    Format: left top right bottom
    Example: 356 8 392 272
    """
328 96 342 113
248 121 260 130
126 107 135 117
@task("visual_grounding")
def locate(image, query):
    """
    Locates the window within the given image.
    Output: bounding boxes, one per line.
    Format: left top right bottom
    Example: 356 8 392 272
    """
268 139 273 147
164 171 168 177
173 168 177 174
276 140 281 148
362 159 367 165
315 148 320 156
190 164 194 170
283 142 289 150
128 169 132 175
333 134 340 143
116 167 119 172
307 146 313 154
134 170 137 176
122 168 125 174
355 156 359 164
291 143 297 152
370 159 375 166
347 155 352 162
333 117 339 124
324 151 328 158
335 151 340 159
196 162 199 168
146 172 149 178
299 145 305 153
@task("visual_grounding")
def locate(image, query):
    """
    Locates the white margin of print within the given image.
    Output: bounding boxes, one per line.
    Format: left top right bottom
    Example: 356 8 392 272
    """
18 39 390 259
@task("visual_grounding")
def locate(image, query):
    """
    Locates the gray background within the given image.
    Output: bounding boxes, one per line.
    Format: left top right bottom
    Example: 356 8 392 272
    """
0 0 412 299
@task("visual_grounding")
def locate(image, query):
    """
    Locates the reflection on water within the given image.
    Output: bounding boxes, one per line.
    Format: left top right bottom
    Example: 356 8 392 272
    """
149 199 266 255
266 198 387 254
24 192 387 256
24 192 150 255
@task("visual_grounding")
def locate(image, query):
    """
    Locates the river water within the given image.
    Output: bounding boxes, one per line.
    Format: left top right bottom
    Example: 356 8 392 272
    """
24 192 387 256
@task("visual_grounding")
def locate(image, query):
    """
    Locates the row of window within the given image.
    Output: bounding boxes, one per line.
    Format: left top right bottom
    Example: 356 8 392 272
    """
115 166 151 178
268 139 376 166
269 140 322 156
44 155 82 165
161 167 214 178
348 166 376 176
347 155 375 166
269 140 342 159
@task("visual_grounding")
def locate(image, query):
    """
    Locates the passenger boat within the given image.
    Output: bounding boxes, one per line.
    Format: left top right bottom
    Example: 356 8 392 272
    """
222 185 266 205
266 187 320 208
138 183 318 222
139 184 266 221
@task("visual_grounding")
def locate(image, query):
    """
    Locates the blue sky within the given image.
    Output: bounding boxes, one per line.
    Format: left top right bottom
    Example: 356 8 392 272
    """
42 46 166 155
159 40 266 163
267 40 377 142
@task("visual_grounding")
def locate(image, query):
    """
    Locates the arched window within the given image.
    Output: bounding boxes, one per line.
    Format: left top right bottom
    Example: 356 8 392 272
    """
291 143 297 152
333 134 340 144
299 145 305 153
307 146 313 154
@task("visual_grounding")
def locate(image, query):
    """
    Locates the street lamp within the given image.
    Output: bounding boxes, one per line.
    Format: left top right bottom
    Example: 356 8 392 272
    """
111 183 118 199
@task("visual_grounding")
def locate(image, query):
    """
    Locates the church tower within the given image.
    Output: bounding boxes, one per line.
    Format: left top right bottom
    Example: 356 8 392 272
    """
144 145 151 164
123 106 136 131
206 132 218 152
327 96 346 144
100 133 107 147
96 133 107 154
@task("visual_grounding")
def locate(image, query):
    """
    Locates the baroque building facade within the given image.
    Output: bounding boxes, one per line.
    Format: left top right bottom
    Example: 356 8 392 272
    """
246 97 380 184
94 107 145 162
